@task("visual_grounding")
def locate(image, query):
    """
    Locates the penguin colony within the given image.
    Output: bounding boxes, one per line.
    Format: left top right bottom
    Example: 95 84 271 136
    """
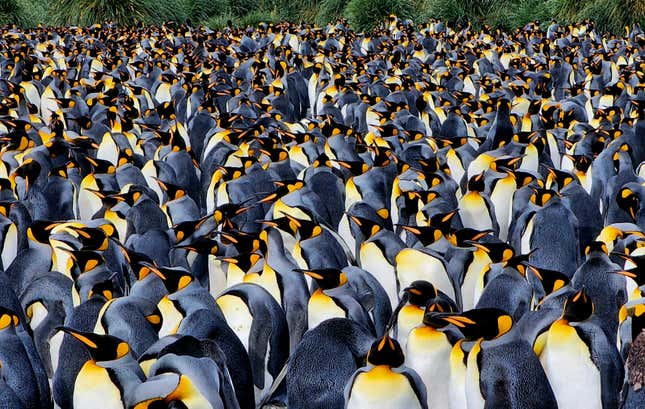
0 14 644 409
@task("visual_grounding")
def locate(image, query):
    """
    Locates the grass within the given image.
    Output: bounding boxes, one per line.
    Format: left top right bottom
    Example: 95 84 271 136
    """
0 0 642 33
345 0 415 31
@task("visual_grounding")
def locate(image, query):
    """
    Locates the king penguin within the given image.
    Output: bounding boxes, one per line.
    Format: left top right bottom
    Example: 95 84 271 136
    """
57 327 145 409
534 289 624 409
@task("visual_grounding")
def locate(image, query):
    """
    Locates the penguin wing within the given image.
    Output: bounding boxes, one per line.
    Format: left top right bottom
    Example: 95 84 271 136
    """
396 367 429 409
482 196 500 236
216 361 242 409
343 266 392 337
226 285 284 388
508 210 535 251
480 339 557 409
326 286 376 336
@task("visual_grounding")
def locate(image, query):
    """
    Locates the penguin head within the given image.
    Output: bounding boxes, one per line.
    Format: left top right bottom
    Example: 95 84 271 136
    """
616 187 640 222
546 168 576 191
67 226 109 251
218 253 263 275
154 178 186 201
422 298 459 328
27 220 55 244
61 249 105 275
430 308 513 341
87 278 119 301
466 240 515 263
172 217 208 244
503 251 534 277
490 156 522 173
295 268 347 290
529 188 558 207
466 172 486 192
399 224 444 246
448 228 493 247
527 264 570 295
334 159 370 175
282 214 323 240
10 158 41 195
366 334 405 368
147 265 194 294
174 235 220 255
116 243 156 280
610 267 645 288
562 288 594 323
402 281 438 306
497 98 511 114
349 214 384 239
612 143 633 172
258 179 305 204
584 241 609 257
58 327 130 362
212 202 253 230
428 210 458 232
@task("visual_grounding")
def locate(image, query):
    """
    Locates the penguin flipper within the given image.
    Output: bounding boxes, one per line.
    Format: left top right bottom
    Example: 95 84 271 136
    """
398 368 429 409
343 266 392 336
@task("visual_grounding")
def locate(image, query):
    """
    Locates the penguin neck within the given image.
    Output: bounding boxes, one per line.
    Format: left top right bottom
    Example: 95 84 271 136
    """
367 363 398 373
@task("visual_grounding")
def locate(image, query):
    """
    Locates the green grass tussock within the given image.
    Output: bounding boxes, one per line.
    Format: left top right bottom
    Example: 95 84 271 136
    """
316 0 348 25
0 0 642 34
345 0 415 31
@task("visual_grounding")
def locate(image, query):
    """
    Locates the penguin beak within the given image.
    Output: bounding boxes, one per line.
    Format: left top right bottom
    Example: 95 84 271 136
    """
256 219 279 228
464 240 489 253
523 262 542 280
57 327 98 349
437 314 476 328
141 262 166 280
610 270 637 279
294 268 324 280
258 193 278 203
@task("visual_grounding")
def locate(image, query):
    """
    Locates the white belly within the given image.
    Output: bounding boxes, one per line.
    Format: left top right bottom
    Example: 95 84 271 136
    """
465 344 485 409
490 180 515 241
217 294 253 351
540 322 602 409
396 305 424 349
1 222 18 270
406 327 452 409
461 253 489 310
338 214 356 258
50 330 64 376
208 256 227 298
157 297 183 337
73 363 123 409
459 193 493 231
78 189 102 220
449 343 468 409
360 242 398 309
520 216 534 254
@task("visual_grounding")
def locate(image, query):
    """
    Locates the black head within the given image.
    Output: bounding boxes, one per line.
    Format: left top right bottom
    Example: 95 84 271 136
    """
562 288 594 322
295 268 346 290
367 335 405 367
58 327 130 362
